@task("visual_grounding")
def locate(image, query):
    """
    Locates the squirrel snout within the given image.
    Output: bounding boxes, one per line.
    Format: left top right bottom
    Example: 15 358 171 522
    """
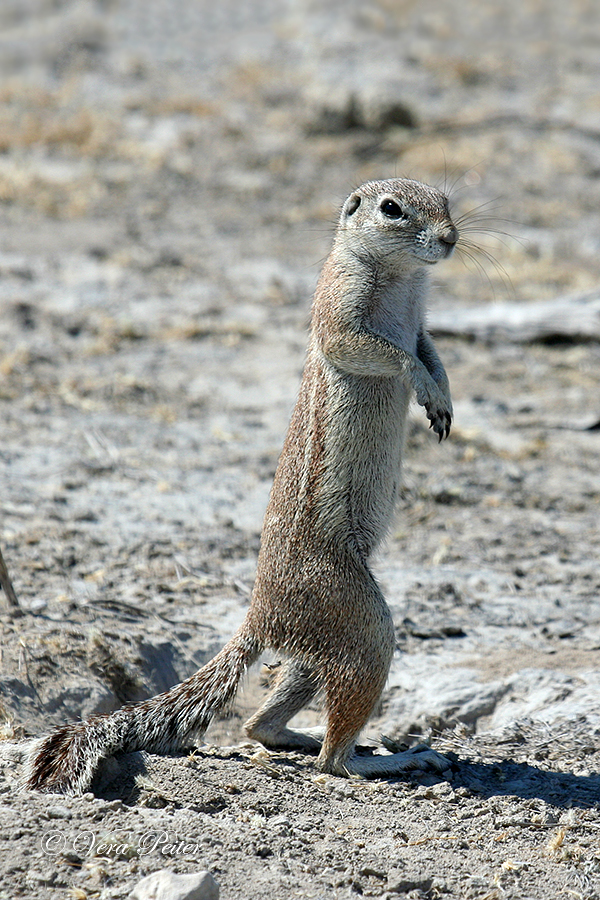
440 224 459 249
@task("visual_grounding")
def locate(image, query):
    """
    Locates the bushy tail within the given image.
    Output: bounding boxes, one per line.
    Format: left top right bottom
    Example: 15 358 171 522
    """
25 625 261 794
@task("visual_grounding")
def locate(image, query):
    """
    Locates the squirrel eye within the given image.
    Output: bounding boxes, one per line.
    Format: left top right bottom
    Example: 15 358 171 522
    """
380 199 405 219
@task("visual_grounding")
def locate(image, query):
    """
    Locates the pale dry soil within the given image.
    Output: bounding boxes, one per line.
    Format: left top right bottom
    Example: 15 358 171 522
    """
1 1 600 898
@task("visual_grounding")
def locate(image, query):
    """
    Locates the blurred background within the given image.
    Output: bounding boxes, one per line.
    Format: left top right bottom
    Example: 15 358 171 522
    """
1 0 600 300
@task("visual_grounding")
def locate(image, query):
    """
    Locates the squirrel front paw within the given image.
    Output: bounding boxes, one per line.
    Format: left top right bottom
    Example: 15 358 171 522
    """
416 379 452 442
425 400 452 441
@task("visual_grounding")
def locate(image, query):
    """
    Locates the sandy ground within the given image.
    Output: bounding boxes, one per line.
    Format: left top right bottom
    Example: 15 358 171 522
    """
0 1 599 898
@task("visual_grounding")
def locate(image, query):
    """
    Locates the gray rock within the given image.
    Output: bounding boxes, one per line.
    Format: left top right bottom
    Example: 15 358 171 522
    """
489 668 600 730
130 869 219 900
43 677 118 719
46 804 72 819
383 665 508 735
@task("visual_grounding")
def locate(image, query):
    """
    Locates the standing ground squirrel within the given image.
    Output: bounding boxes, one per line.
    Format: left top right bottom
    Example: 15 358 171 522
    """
27 178 457 793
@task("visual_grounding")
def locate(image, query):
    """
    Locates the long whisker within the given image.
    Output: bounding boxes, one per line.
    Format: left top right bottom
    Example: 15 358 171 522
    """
454 198 525 231
453 198 527 259
456 239 516 299
455 210 522 227
454 209 514 229
455 214 516 230
459 228 528 253
445 160 495 198
455 246 503 298
453 196 504 215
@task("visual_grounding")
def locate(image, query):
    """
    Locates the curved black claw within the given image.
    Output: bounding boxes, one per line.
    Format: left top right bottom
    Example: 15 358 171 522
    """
426 409 452 442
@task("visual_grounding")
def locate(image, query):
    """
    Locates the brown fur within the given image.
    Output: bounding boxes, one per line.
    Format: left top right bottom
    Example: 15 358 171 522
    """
26 179 457 793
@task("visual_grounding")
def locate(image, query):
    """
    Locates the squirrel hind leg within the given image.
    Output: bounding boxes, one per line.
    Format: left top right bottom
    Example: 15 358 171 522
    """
318 721 451 780
316 662 390 777
317 675 451 779
316 611 397 778
244 659 323 752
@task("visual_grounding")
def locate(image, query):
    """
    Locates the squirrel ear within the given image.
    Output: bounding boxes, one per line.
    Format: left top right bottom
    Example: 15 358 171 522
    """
345 194 361 216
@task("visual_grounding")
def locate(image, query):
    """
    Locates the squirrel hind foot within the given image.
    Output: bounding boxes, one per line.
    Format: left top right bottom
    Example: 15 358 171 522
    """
244 721 324 753
320 743 452 779
347 743 452 778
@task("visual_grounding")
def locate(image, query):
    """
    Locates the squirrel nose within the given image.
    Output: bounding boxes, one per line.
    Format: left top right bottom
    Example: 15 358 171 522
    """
440 225 459 248
440 225 458 247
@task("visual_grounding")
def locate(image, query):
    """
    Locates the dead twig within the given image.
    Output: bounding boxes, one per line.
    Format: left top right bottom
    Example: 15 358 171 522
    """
0 544 19 609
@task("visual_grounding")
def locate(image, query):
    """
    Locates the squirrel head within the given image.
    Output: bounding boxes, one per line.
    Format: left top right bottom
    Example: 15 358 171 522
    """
339 179 458 272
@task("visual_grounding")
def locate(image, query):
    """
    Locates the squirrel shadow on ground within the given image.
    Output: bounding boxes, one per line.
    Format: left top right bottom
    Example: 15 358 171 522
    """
89 748 600 810
448 756 600 809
